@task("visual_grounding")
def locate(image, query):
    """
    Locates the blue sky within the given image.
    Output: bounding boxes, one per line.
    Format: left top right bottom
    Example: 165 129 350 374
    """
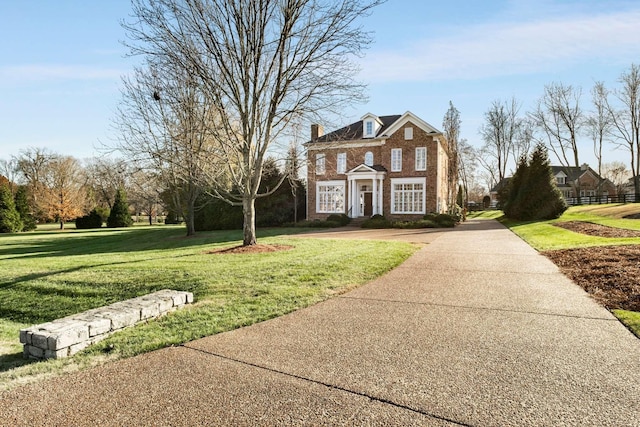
2 0 640 174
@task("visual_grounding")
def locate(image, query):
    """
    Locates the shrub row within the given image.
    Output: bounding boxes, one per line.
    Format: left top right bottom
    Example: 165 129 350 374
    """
361 213 458 229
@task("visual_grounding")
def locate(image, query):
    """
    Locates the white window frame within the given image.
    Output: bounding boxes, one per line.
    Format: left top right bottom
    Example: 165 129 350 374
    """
365 120 374 137
556 175 566 185
364 151 374 166
316 153 326 175
415 147 426 171
337 152 347 174
316 181 346 214
391 148 402 172
404 127 413 140
391 178 426 214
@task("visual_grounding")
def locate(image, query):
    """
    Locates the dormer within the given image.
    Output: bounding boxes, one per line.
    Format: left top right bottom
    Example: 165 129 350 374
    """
555 171 568 185
361 113 383 139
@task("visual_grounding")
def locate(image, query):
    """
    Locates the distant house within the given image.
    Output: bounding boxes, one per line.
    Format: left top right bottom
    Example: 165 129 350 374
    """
303 112 450 221
490 164 617 206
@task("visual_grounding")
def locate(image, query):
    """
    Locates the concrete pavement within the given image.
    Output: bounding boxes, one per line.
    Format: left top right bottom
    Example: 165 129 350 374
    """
1 219 639 426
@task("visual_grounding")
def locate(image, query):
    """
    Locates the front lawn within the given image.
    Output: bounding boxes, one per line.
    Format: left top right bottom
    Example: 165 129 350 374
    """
0 225 417 390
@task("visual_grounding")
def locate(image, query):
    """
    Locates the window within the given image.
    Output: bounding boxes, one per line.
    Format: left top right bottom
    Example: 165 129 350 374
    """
337 153 346 174
316 181 345 213
415 147 426 171
404 127 413 140
391 148 402 172
316 153 325 175
556 175 566 185
365 121 374 137
391 178 426 214
364 151 374 166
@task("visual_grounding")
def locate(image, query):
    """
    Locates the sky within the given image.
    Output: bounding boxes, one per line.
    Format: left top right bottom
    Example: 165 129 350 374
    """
2 0 640 176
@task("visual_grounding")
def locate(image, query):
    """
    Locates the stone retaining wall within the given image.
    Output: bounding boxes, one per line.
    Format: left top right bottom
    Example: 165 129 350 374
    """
20 289 194 360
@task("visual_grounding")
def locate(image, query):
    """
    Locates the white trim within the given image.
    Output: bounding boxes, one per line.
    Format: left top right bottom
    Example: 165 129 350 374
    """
383 111 442 137
415 147 426 171
391 177 426 215
337 152 347 174
316 180 346 214
391 148 402 172
305 140 384 150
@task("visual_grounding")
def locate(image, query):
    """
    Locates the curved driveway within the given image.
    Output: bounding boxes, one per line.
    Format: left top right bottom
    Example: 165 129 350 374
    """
1 219 639 426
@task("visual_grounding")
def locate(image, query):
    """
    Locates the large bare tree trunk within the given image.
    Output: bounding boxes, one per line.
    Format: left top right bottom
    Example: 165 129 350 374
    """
242 197 256 246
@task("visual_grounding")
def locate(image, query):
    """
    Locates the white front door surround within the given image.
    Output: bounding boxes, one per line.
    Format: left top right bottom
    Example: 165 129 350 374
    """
346 165 386 218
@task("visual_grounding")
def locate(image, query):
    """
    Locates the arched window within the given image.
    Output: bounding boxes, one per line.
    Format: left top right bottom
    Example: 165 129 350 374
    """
364 151 373 166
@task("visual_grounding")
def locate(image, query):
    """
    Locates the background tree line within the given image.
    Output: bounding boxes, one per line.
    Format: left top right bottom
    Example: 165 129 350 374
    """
460 63 640 203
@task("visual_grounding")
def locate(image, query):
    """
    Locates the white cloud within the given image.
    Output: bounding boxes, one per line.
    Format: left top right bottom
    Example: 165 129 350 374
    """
362 9 640 82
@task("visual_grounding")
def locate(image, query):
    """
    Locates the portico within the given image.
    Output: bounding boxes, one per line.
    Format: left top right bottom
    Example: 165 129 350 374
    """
347 164 386 218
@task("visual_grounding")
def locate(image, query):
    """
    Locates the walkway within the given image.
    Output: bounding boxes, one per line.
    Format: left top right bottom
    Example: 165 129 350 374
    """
1 219 639 425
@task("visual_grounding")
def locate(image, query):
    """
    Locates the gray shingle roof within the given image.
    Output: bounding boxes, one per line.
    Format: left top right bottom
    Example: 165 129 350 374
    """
310 115 402 143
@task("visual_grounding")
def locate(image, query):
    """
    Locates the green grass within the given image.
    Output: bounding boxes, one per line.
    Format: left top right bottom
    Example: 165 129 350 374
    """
613 310 640 337
493 203 640 338
467 210 503 219
0 225 418 390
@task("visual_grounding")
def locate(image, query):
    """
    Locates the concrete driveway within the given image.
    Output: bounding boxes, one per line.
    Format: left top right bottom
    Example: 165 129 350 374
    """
1 219 638 426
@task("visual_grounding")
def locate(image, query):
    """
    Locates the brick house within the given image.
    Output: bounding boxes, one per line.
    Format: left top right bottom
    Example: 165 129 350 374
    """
490 163 617 205
304 112 450 221
551 164 617 200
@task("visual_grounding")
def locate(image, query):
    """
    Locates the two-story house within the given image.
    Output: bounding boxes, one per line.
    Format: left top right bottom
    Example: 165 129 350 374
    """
490 163 617 206
551 165 617 200
304 112 450 221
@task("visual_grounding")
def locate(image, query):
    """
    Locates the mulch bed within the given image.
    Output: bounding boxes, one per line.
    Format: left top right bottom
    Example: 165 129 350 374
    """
206 244 293 255
553 221 640 238
545 221 640 311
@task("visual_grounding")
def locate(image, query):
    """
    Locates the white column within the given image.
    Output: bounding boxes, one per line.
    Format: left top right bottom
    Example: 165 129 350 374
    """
379 178 384 215
372 177 378 216
348 178 353 217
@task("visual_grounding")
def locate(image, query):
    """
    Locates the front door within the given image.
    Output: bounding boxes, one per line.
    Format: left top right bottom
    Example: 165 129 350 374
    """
363 192 373 216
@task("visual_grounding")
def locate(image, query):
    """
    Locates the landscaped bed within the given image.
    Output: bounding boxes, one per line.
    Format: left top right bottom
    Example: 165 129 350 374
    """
546 220 640 312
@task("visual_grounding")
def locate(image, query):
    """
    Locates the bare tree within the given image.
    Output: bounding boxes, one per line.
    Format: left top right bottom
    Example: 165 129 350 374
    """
122 0 381 246
605 64 640 195
0 158 19 194
480 98 522 183
85 157 130 209
530 82 583 168
585 81 612 176
113 62 224 236
601 161 630 196
457 138 475 208
16 147 56 221
442 101 460 211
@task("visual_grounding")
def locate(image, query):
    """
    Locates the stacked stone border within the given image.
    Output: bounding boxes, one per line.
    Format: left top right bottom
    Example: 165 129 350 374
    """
20 289 194 360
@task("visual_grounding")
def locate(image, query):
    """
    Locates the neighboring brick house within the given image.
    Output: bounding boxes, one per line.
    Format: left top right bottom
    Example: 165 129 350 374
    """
490 163 617 205
304 112 450 221
551 164 617 201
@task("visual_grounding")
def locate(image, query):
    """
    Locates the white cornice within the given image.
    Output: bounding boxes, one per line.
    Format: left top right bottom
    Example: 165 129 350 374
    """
305 138 386 150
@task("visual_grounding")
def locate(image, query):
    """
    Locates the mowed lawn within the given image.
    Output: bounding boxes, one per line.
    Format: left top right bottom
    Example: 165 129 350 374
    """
0 225 417 389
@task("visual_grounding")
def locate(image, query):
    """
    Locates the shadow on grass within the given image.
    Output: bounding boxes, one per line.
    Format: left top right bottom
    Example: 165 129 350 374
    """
0 351 36 373
0 226 243 260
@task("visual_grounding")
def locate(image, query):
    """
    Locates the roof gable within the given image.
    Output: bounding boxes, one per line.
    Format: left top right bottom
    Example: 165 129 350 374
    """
383 111 442 137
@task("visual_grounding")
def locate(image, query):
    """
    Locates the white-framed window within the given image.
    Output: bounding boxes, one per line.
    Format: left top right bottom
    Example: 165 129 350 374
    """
337 152 347 174
391 148 402 172
415 147 426 171
316 181 345 213
365 120 374 137
556 175 566 185
404 127 413 140
391 178 426 214
580 190 596 197
316 153 325 175
364 151 374 166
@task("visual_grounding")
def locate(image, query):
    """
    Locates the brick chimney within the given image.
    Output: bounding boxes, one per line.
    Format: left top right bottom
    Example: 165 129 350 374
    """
311 124 324 141
581 163 589 171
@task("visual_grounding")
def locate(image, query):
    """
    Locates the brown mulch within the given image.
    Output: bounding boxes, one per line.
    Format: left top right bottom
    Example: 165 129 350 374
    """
206 244 294 255
553 221 640 238
544 245 640 311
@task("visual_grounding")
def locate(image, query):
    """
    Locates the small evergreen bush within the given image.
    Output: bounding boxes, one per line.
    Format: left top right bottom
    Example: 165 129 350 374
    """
14 186 36 231
107 189 133 228
76 209 104 229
